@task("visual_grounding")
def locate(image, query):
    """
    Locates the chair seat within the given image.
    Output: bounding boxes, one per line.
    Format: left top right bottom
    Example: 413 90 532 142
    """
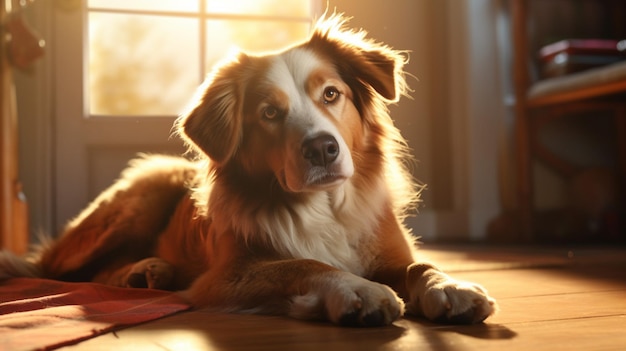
528 61 626 107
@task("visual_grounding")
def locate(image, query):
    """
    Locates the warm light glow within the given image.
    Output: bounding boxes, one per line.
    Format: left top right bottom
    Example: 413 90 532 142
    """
131 329 216 350
88 0 199 13
86 0 315 116
87 0 312 16
206 0 310 17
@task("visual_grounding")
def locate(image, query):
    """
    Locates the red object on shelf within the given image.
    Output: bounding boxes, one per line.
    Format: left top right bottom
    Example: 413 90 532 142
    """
538 39 626 78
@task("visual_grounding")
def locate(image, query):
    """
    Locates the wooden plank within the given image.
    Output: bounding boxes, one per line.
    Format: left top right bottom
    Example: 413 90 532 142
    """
452 268 626 299
61 308 626 351
491 290 626 324
61 269 626 350
58 247 626 351
421 316 626 351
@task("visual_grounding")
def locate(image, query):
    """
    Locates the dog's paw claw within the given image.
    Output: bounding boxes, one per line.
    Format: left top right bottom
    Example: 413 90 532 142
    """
339 308 388 327
127 272 149 288
434 300 495 324
125 257 174 290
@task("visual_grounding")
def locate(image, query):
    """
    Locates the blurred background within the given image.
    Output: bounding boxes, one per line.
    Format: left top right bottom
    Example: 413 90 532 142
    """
3 0 625 250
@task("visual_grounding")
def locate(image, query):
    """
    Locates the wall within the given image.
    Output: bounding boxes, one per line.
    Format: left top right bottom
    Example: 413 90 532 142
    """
328 0 505 241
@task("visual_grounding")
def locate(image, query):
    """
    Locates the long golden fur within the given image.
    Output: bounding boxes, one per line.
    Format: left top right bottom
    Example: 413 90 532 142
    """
1 15 496 326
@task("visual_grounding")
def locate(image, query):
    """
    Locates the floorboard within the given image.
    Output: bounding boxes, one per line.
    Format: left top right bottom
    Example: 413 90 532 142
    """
60 245 626 351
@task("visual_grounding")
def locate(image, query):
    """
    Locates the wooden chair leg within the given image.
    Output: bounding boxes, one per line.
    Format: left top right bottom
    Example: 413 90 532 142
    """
612 106 626 242
511 0 534 242
617 106 626 192
515 108 533 242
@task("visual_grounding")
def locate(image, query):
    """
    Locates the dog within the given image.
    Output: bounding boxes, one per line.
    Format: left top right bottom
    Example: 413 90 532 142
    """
1 14 496 327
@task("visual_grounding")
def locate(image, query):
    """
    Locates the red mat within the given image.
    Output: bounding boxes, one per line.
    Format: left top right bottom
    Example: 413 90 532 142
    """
0 278 191 350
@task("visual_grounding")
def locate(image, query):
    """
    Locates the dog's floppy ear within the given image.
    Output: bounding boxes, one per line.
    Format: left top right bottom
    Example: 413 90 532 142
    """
176 54 248 164
308 14 408 103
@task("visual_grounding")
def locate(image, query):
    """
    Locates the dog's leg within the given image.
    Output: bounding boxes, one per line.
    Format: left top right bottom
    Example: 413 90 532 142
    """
38 156 193 281
289 269 404 326
103 257 175 290
371 214 497 324
185 256 404 327
404 263 497 324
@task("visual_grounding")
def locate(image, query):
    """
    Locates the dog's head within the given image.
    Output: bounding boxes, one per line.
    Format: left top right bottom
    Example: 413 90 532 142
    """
177 14 407 193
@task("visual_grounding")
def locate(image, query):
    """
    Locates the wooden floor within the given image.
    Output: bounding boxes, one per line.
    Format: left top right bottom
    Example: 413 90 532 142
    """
61 245 626 351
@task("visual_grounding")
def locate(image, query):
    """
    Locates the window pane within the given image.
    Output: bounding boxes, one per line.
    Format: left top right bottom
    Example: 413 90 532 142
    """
88 0 199 13
205 19 310 72
205 0 311 17
88 13 200 116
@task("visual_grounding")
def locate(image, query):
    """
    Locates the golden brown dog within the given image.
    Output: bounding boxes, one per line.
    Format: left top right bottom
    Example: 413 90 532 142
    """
1 15 496 327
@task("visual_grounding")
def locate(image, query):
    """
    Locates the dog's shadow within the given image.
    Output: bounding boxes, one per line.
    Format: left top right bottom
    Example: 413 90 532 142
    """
121 311 516 350
398 316 518 349
405 317 518 340
429 322 518 340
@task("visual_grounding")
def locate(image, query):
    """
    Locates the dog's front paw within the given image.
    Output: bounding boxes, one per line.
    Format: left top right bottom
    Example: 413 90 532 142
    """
291 272 404 327
407 267 497 324
327 275 404 327
125 257 175 290
421 279 496 324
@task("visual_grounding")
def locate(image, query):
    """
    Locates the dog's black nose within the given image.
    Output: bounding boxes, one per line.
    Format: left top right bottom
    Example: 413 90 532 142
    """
301 134 339 166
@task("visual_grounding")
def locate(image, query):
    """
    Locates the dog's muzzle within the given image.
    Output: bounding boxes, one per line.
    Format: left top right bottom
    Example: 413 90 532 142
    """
281 132 352 192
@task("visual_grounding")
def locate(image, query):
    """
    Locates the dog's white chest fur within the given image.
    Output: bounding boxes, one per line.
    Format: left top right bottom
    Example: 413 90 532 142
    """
252 180 387 275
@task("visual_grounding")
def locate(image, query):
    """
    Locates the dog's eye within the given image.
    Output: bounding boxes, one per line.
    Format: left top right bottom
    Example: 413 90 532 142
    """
323 87 340 104
262 106 279 120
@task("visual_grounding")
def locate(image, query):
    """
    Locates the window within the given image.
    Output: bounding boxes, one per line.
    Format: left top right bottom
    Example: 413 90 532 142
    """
87 0 318 116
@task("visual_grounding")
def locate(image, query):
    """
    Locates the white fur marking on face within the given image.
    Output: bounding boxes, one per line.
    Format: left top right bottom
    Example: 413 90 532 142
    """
266 49 321 111
266 49 355 192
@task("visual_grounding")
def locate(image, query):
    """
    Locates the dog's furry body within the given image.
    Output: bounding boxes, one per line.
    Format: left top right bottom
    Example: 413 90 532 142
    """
1 15 496 326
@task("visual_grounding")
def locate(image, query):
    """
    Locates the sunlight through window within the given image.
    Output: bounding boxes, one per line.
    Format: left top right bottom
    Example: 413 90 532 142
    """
87 0 316 116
